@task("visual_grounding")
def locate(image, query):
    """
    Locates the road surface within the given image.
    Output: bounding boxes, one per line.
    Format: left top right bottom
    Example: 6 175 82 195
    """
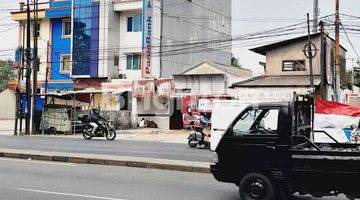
0 135 211 162
0 158 350 200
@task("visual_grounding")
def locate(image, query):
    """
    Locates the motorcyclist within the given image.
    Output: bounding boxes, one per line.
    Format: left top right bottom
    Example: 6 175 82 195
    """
199 111 211 143
88 108 105 134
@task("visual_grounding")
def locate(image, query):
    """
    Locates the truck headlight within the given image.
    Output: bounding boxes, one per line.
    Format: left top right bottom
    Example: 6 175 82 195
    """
211 152 219 164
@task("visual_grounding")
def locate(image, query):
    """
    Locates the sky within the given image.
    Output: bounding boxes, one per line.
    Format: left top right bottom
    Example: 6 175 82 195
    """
0 0 359 75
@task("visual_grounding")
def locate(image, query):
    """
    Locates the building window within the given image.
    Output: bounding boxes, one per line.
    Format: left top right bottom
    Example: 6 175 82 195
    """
282 60 306 71
62 18 71 38
126 54 140 70
127 15 142 32
114 56 119 66
60 54 71 73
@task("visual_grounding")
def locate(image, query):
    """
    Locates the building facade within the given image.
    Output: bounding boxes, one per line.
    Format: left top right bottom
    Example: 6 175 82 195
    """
230 33 347 103
10 0 232 130
45 0 73 92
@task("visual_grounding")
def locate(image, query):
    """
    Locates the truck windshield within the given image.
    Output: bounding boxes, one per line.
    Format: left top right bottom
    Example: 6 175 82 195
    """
233 109 279 136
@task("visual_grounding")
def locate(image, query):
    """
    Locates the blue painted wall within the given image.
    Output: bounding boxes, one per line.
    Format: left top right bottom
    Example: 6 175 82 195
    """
46 0 71 18
51 18 71 81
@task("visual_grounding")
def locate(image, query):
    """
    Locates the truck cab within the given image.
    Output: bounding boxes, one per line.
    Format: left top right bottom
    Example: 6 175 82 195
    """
211 95 360 200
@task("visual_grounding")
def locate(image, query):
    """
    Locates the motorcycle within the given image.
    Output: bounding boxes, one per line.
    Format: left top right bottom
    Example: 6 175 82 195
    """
79 114 117 141
187 125 210 149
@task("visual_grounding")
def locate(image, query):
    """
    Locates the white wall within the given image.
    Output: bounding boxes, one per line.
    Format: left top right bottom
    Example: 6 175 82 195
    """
137 97 171 129
175 74 227 95
229 87 310 103
99 0 120 78
0 89 16 119
19 19 50 82
119 11 142 79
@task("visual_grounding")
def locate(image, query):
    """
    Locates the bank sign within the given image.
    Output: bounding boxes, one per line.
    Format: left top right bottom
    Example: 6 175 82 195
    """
142 0 153 78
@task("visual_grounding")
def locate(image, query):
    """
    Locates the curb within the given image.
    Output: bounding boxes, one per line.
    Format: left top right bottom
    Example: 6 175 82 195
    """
0 149 210 174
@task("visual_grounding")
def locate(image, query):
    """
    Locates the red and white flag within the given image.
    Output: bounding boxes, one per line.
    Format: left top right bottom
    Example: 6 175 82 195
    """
315 99 360 129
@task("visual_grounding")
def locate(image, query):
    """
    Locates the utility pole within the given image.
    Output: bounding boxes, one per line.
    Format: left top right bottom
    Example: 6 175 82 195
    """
31 0 39 135
313 0 319 33
334 0 340 101
307 13 315 91
25 0 32 135
319 21 327 99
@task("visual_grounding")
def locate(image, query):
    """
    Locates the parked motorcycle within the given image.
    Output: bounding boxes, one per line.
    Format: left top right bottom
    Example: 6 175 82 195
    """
187 125 210 149
79 114 117 141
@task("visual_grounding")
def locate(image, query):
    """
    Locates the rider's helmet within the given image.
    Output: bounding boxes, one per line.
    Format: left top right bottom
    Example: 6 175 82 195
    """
92 108 100 115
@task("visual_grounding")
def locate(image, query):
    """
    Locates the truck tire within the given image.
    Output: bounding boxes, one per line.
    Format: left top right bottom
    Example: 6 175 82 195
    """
239 173 274 200
48 127 57 135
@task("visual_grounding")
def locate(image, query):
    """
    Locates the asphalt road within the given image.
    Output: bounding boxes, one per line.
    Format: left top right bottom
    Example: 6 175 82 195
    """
0 158 350 200
0 135 212 162
0 158 237 200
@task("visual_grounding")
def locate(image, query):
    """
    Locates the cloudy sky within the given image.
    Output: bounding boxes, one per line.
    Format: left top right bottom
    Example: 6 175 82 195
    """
0 0 359 75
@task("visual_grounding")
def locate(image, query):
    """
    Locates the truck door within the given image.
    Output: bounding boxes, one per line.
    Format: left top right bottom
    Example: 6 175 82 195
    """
218 106 286 176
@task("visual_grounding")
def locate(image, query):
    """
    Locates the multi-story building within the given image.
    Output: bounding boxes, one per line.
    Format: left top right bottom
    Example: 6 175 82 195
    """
45 0 73 92
10 0 232 129
230 33 347 103
70 0 232 80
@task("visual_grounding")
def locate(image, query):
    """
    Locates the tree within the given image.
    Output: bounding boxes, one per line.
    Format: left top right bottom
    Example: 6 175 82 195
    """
0 60 15 93
231 57 241 68
344 70 360 89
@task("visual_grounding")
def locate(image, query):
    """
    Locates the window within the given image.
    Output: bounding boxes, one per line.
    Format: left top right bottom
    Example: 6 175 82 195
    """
60 55 71 73
282 60 306 71
127 15 142 32
126 54 140 70
232 108 279 136
62 19 71 38
114 56 119 66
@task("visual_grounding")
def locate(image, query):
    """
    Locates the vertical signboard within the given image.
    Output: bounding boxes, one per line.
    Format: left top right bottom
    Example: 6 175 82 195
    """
142 0 153 78
325 38 333 85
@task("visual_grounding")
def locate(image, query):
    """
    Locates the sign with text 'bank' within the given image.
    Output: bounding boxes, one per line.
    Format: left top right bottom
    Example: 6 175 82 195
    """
142 0 153 78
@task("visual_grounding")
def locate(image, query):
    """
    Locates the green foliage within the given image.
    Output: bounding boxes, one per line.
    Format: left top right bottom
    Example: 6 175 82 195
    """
231 57 241 68
345 70 360 89
0 60 15 93
354 71 360 88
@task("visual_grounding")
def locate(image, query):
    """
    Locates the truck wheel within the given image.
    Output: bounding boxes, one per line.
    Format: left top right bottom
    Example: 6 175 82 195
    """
239 173 274 200
48 127 57 135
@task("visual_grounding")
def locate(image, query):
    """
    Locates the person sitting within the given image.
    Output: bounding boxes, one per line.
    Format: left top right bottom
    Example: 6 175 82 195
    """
183 107 195 130
88 108 105 134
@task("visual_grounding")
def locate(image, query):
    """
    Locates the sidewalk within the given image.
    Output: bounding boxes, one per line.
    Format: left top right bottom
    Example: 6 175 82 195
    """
1 120 189 144
39 128 189 144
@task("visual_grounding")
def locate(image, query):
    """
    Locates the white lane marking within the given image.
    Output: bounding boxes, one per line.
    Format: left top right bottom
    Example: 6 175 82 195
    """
16 188 128 200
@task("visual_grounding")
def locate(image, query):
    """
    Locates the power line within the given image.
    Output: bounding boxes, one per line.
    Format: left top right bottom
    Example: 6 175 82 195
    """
340 20 360 61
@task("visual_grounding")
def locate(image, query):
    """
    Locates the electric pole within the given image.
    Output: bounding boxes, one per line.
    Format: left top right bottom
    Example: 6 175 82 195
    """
307 13 315 91
25 0 32 135
313 0 319 32
334 0 340 101
31 0 39 135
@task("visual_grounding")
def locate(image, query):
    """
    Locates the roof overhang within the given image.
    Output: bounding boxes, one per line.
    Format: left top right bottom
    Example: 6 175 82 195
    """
11 9 47 21
113 0 142 12
250 33 347 56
